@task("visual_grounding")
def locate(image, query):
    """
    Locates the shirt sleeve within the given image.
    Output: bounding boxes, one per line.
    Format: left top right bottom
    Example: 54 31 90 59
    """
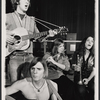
6 13 12 31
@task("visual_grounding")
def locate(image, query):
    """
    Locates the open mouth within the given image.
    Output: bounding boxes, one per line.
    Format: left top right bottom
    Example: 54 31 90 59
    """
88 44 91 47
25 5 28 7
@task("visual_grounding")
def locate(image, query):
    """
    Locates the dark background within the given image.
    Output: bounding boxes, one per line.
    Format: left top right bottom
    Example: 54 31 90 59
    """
6 0 95 40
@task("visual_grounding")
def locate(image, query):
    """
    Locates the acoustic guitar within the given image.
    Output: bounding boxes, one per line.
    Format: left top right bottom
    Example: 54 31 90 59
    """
6 27 67 56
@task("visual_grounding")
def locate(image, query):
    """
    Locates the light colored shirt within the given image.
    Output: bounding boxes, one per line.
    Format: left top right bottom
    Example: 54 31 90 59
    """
43 52 70 79
6 11 39 53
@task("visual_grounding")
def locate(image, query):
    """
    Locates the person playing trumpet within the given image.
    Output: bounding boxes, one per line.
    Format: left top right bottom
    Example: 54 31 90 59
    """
71 36 95 100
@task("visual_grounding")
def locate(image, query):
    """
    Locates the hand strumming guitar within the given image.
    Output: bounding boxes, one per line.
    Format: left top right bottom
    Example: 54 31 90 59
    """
6 31 15 45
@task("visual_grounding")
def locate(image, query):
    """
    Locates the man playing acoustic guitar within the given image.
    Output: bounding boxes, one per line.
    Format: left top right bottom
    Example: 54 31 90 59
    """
6 0 55 84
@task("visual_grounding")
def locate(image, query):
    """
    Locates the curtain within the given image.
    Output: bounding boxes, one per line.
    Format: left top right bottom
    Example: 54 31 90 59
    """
6 0 95 40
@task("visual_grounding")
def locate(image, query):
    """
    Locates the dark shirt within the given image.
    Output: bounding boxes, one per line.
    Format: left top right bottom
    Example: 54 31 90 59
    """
71 51 94 83
18 13 25 20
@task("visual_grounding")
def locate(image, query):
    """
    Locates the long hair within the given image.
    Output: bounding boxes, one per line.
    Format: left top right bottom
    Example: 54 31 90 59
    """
29 57 48 78
76 36 94 57
51 38 65 56
17 62 30 80
10 0 31 11
10 0 20 11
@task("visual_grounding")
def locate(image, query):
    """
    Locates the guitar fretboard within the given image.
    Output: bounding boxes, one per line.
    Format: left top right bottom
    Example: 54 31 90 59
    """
22 31 48 41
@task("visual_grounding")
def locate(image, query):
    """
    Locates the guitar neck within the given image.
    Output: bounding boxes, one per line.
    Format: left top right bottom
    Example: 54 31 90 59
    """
22 31 49 41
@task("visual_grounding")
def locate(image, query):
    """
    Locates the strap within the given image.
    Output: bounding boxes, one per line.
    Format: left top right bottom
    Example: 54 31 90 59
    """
46 80 62 100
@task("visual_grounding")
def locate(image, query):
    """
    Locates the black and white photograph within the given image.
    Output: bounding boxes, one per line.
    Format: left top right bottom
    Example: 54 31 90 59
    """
2 0 98 100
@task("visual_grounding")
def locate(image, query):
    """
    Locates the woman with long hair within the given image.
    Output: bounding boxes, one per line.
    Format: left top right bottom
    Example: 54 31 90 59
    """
43 38 75 100
71 36 95 100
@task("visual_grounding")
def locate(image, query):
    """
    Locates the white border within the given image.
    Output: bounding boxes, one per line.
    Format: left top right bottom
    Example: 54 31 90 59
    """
2 0 6 100
2 0 98 100
95 0 98 100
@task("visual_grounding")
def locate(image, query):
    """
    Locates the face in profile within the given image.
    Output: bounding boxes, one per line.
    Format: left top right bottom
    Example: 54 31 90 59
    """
18 0 30 12
30 62 45 81
58 43 64 53
85 36 94 50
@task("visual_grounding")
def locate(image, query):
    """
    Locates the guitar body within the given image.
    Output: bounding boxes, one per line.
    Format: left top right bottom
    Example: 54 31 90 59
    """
6 27 30 56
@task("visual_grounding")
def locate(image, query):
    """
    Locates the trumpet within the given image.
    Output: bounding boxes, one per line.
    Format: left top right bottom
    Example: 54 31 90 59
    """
77 54 83 85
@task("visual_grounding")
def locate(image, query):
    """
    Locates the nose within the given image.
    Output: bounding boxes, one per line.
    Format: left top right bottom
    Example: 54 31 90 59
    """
33 69 37 74
89 41 92 44
61 47 64 50
25 0 30 4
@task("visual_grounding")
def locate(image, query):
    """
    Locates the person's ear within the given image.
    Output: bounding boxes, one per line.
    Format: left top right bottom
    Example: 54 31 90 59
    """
16 2 20 5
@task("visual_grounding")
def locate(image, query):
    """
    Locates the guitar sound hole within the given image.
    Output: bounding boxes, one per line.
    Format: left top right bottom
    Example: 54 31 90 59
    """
14 35 21 40
13 35 21 44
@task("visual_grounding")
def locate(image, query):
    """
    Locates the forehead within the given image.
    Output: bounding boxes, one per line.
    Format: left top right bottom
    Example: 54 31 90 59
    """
32 62 43 68
86 37 93 41
59 43 64 46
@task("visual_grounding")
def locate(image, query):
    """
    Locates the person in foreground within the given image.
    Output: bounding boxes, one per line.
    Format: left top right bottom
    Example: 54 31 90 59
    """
71 36 95 100
6 57 58 100
43 38 75 100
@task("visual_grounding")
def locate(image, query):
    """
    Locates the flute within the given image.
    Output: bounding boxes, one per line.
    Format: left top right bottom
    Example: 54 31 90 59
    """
52 49 66 59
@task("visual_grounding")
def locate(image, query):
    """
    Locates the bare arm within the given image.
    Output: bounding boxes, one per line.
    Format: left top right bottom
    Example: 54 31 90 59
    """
83 67 95 85
47 56 70 71
6 81 22 95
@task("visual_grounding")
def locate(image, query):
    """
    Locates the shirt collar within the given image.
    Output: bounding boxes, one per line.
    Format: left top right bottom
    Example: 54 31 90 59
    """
14 11 27 18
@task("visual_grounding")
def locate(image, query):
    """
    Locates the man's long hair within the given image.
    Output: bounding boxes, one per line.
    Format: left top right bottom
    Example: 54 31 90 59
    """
10 0 19 11
29 57 48 78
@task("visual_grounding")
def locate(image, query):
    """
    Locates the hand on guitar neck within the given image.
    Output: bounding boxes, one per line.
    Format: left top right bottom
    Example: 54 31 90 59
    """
48 29 57 37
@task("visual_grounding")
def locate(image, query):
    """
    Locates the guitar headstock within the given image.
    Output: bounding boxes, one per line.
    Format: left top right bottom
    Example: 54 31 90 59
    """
53 26 68 35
